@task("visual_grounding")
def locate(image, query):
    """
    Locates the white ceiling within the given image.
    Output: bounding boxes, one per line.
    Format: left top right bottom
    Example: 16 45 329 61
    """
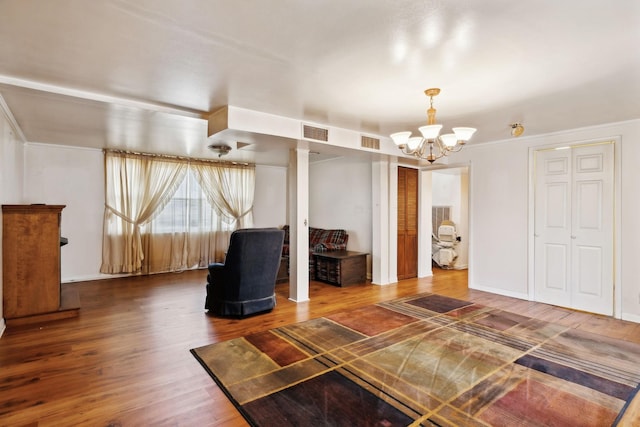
1 0 639 166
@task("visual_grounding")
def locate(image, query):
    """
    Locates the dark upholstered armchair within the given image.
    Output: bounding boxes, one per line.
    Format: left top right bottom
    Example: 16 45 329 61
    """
205 228 285 317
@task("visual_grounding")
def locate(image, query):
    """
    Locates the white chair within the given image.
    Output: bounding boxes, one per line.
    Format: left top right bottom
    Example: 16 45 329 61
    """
432 221 458 268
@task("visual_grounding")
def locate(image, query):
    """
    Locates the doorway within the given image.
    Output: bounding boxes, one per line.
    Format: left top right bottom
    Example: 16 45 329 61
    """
532 141 614 315
431 167 469 273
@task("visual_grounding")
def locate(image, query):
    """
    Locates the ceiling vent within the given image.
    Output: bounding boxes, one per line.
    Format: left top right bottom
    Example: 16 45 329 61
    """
361 136 380 150
302 124 329 142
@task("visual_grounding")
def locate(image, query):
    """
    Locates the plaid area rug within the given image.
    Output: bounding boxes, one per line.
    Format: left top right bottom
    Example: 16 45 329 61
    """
191 293 640 426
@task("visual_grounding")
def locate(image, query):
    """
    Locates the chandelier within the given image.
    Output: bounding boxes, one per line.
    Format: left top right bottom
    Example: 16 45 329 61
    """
390 88 476 163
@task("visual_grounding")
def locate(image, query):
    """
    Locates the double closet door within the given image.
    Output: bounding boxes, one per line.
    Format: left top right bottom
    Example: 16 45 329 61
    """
534 142 614 315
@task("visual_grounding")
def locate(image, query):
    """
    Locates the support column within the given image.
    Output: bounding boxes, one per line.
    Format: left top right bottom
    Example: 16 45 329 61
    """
371 157 396 285
418 169 433 278
288 148 310 302
388 160 398 284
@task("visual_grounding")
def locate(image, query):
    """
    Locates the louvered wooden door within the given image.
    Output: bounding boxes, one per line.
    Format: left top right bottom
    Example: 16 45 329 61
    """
397 167 418 279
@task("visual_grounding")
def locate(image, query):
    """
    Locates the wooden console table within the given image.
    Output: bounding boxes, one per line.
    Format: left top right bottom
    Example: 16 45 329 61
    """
313 250 368 287
2 204 79 327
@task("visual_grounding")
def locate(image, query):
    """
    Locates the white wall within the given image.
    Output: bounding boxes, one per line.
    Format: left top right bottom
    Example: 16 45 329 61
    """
22 144 289 282
24 144 105 282
461 143 530 297
432 172 461 214
0 108 25 335
253 165 287 228
1 117 24 204
309 156 373 272
455 119 640 322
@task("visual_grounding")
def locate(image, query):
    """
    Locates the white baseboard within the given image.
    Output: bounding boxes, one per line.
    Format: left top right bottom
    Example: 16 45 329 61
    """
61 267 209 284
372 276 398 286
0 318 5 339
469 283 529 301
621 312 640 324
471 283 639 324
62 273 130 283
288 297 310 303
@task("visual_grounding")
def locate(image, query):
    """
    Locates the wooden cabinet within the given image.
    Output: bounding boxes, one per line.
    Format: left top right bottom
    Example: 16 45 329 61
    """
313 251 368 287
2 204 79 326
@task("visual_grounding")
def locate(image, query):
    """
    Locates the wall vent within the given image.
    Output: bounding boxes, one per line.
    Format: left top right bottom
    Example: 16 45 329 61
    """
432 206 451 232
303 124 329 141
361 136 380 150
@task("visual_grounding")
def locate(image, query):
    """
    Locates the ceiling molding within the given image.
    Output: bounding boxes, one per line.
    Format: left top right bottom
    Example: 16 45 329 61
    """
0 93 26 142
0 74 207 120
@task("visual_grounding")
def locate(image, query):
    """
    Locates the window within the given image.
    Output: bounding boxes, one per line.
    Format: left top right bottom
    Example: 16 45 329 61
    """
101 150 255 274
151 170 233 234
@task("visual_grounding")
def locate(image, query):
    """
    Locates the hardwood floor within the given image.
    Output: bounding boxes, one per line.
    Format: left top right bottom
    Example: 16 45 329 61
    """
1 268 638 426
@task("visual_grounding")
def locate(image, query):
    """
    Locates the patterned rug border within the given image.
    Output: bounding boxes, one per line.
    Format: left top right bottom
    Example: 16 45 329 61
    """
192 292 640 426
613 382 640 426
190 348 260 427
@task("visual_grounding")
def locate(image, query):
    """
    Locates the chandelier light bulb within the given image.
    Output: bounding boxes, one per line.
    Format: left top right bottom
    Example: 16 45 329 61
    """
418 124 443 140
390 131 411 146
439 133 458 148
452 127 477 141
407 136 423 150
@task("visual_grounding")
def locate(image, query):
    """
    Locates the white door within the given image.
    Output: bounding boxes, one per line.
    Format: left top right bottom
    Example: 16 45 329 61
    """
534 142 614 315
534 148 572 308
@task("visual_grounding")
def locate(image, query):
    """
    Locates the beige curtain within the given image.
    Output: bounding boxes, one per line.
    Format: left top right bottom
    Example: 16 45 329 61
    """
191 161 256 229
101 151 187 273
144 229 233 273
142 169 234 273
